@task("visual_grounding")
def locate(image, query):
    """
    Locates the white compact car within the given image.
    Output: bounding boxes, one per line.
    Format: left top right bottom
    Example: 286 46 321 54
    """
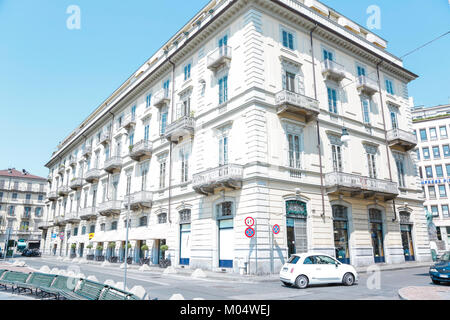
279 252 358 289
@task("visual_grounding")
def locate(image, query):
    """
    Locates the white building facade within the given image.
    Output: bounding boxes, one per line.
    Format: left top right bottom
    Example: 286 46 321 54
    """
41 0 431 273
0 169 47 253
413 104 450 253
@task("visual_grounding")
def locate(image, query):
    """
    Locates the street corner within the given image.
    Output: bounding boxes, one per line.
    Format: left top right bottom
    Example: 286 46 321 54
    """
398 285 450 300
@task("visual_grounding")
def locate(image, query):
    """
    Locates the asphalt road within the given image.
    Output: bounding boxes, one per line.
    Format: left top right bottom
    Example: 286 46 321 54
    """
19 257 438 300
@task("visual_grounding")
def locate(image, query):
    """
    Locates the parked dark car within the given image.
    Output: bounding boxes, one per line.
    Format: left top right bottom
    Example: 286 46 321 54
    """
429 251 450 284
21 248 41 257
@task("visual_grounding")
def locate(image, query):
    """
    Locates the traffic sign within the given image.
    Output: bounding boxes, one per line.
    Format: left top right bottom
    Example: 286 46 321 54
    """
244 216 255 227
272 224 280 235
245 227 255 238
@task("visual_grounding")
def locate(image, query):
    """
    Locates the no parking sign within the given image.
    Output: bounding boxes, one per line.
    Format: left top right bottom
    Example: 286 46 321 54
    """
245 227 255 238
272 224 280 235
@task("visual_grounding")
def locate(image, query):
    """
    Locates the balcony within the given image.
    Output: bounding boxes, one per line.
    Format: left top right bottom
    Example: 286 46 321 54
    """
82 145 92 158
37 221 51 230
357 76 378 96
79 207 97 220
58 185 70 197
99 132 111 146
129 140 153 161
207 46 232 71
337 16 361 34
192 164 244 196
122 114 136 131
85 168 102 183
387 129 418 152
324 172 399 201
124 191 153 211
69 178 84 190
47 191 58 201
104 156 123 174
21 213 32 220
275 90 320 122
322 59 346 82
64 211 80 224
165 116 195 143
69 158 77 167
54 216 67 226
366 33 387 49
58 165 65 175
153 89 171 108
98 200 122 217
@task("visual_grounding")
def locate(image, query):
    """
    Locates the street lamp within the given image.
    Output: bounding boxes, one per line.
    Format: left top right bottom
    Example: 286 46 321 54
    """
341 127 351 143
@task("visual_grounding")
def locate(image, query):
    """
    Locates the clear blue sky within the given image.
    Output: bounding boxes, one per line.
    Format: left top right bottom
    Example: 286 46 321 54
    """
0 0 448 177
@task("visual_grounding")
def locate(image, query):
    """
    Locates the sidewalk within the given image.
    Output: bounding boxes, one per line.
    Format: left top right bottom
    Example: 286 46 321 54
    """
398 286 450 300
37 255 433 283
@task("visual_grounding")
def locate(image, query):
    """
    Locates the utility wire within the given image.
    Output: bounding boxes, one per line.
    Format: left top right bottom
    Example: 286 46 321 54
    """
400 30 450 59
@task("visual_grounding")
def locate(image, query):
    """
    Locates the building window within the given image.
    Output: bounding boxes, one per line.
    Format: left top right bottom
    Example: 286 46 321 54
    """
428 186 436 199
446 164 450 176
216 201 233 218
419 129 427 142
327 87 338 114
219 75 228 105
218 135 229 166
431 205 439 217
332 144 343 172
361 98 370 124
423 147 430 159
436 165 444 178
74 227 78 236
179 209 191 224
425 166 433 178
385 78 395 95
158 213 167 224
146 93 152 108
111 221 117 230
100 223 105 231
144 124 150 141
35 207 42 217
89 225 95 234
284 71 296 92
415 149 420 160
443 145 450 157
159 160 166 189
81 226 86 235
440 126 448 138
8 206 15 215
429 127 438 140
180 150 189 183
184 63 191 81
368 153 377 179
442 205 449 218
323 48 334 61
160 110 168 135
12 193 17 200
288 134 301 169
139 216 148 227
432 146 441 159
439 185 447 198
281 29 294 50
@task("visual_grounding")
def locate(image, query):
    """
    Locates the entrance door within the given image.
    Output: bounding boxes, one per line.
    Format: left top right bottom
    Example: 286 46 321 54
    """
286 217 308 257
218 219 233 268
332 205 350 264
369 209 385 263
79 243 84 257
401 224 415 261
180 224 191 265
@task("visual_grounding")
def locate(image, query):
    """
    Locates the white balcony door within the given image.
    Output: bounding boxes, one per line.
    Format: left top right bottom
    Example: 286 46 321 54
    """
219 136 228 166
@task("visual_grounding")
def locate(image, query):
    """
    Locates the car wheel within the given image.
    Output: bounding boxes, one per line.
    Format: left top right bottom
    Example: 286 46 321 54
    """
342 273 355 286
432 279 440 285
295 275 309 289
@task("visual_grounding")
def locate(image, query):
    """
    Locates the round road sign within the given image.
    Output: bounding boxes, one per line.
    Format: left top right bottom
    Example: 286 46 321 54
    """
273 224 280 234
244 217 255 227
245 227 255 238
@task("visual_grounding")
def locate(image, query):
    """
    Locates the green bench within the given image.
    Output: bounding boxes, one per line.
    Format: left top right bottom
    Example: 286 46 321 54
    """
0 271 30 292
99 286 135 300
38 275 81 300
15 272 57 295
72 279 106 300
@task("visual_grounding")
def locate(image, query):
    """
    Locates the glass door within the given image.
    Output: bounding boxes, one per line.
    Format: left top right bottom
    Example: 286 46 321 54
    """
401 224 415 261
371 222 385 263
286 218 296 257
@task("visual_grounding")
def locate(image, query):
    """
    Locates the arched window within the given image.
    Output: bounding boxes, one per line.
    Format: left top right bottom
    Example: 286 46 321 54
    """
139 216 148 227
286 200 307 217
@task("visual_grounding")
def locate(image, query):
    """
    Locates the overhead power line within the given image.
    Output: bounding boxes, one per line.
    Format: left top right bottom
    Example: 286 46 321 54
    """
400 30 450 59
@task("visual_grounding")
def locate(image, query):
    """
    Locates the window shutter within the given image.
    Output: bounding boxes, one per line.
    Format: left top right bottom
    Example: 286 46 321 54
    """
296 74 305 95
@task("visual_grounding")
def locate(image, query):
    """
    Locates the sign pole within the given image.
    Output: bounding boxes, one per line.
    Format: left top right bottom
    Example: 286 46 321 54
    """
255 219 257 275
124 191 130 290
270 224 274 274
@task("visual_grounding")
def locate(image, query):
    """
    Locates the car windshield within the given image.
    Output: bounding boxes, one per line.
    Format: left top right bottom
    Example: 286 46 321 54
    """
287 255 300 264
440 252 450 261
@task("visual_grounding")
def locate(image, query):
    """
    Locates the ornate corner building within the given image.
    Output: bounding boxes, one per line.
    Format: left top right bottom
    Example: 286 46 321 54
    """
41 0 431 273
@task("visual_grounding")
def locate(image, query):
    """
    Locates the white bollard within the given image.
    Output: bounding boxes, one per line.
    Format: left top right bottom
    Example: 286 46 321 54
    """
169 293 185 300
191 269 207 278
130 286 147 300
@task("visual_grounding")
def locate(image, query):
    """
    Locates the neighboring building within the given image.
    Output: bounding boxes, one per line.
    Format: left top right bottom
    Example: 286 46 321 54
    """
0 168 47 253
412 104 450 253
42 0 431 273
